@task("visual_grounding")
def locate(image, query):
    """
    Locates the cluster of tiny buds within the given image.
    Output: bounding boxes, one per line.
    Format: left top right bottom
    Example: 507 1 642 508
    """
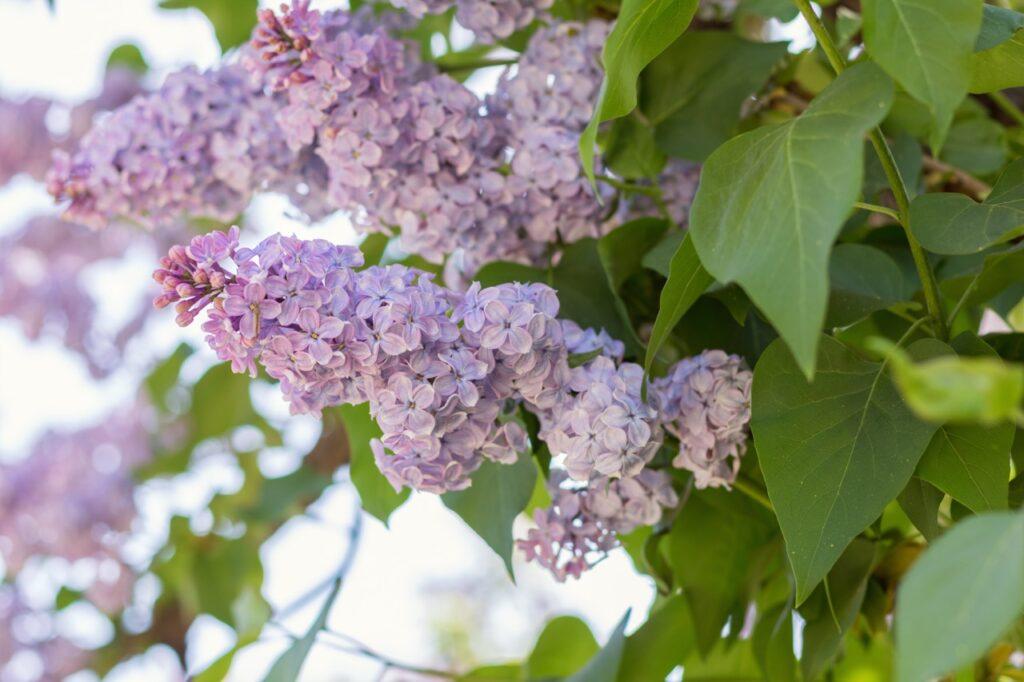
154 228 753 578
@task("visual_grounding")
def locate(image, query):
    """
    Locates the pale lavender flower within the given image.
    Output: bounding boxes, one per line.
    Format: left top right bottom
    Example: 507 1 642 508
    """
651 350 752 489
516 469 678 581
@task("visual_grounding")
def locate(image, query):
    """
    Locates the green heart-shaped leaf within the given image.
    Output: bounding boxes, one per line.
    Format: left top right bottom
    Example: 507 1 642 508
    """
911 159 1024 255
690 62 894 378
752 335 939 602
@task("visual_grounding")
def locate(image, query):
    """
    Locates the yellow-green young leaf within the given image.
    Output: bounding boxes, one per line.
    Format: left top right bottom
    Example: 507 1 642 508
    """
871 338 1024 425
689 62 894 378
971 6 1024 93
578 0 700 187
916 333 1013 513
526 616 599 679
896 511 1024 682
160 0 258 52
752 335 939 603
911 158 1024 256
862 0 983 151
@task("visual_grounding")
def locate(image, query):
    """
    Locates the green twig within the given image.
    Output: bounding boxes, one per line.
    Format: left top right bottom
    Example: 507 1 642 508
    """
945 271 983 329
990 91 1024 128
792 0 949 340
596 174 679 228
732 477 774 512
854 201 900 222
595 174 660 196
437 57 518 73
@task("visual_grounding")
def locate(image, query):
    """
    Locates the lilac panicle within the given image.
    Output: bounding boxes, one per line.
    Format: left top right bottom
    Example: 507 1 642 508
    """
651 350 752 489
154 229 752 578
0 403 151 618
46 63 310 228
516 469 678 581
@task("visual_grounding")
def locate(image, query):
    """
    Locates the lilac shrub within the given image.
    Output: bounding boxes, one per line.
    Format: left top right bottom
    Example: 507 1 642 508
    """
153 228 752 576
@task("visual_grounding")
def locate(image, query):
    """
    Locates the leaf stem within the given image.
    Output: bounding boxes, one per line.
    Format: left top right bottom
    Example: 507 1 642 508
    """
792 0 949 340
922 154 993 198
595 174 660 196
321 630 457 679
436 57 517 72
732 477 774 512
853 201 900 222
989 91 1024 128
945 271 982 329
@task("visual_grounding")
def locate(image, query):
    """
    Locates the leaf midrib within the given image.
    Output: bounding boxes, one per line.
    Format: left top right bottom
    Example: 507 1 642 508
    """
801 358 889 591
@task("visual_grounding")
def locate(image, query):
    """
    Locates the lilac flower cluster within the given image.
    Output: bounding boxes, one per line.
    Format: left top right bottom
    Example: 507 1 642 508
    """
0 586 90 682
155 228 564 492
248 5 614 276
0 404 150 626
535 355 661 481
0 96 53 187
46 63 308 229
153 229 753 577
652 350 753 489
0 215 172 378
0 67 142 191
248 2 508 268
51 5 640 280
517 470 678 581
385 0 554 43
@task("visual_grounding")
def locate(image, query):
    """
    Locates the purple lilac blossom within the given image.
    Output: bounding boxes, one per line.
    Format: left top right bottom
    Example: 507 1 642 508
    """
248 5 616 276
154 228 556 493
516 469 678 581
154 229 752 577
0 586 91 681
651 350 753 489
0 67 143 190
53 7 628 280
385 0 554 43
0 215 181 378
46 62 305 228
0 404 151 616
0 96 54 187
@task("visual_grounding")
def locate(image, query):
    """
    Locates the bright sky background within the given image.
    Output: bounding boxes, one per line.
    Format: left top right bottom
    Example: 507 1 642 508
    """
0 2 659 680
